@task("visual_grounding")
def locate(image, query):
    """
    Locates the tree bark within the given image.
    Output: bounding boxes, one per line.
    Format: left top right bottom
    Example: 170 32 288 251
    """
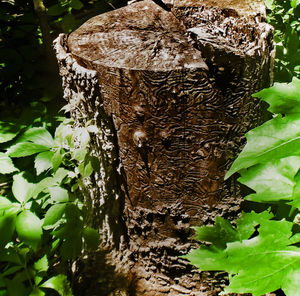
54 0 274 295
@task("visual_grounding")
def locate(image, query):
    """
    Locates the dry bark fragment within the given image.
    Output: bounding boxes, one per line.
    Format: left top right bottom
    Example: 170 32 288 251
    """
54 0 274 295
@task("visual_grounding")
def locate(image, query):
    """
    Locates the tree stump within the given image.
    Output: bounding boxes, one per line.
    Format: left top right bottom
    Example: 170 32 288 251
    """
54 0 274 295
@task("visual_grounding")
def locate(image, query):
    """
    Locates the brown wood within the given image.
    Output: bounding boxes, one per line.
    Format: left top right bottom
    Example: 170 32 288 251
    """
54 0 274 295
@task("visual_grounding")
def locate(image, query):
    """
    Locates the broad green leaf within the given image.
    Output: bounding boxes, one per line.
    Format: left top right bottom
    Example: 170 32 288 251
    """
226 115 300 179
8 142 49 157
49 187 69 203
83 227 100 250
29 288 45 296
291 0 300 8
78 160 93 178
0 121 21 143
0 214 16 248
43 203 66 230
186 215 300 296
0 153 18 174
238 156 300 202
17 127 54 148
70 0 83 10
12 174 34 204
52 149 63 172
34 255 48 273
253 77 300 115
40 274 73 296
0 196 14 211
192 217 238 249
15 210 43 251
35 151 54 175
32 168 70 197
235 211 273 240
72 148 87 162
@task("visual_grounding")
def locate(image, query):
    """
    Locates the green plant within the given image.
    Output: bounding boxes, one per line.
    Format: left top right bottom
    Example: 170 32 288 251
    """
0 105 100 296
184 79 300 296
266 0 300 81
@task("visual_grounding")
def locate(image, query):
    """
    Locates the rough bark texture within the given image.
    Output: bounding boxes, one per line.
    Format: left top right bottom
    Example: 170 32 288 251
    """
54 1 274 295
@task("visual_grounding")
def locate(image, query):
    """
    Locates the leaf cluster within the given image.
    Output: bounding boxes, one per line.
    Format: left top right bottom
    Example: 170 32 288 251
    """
266 0 300 81
184 70 300 294
0 105 100 296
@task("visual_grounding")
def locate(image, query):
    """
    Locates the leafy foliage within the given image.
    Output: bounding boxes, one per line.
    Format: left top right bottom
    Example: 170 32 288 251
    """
0 107 100 295
186 59 300 295
267 0 300 81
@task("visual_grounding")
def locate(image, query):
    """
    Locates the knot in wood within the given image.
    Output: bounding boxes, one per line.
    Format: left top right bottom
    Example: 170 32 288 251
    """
133 130 147 148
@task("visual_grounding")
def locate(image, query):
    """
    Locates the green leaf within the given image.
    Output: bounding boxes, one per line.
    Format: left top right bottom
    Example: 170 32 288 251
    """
226 114 300 179
72 148 87 163
43 203 66 230
253 78 300 115
12 174 34 204
5 279 27 296
47 4 68 16
60 234 82 260
35 151 54 175
78 160 93 178
0 153 18 174
15 210 43 251
0 214 16 248
83 227 100 250
29 288 45 296
52 149 63 172
235 211 274 240
69 0 83 10
264 0 274 9
238 156 300 202
192 216 238 249
49 187 69 203
17 127 54 148
291 0 300 8
0 196 14 211
34 255 48 273
40 274 73 296
186 214 300 296
7 142 49 157
0 121 21 144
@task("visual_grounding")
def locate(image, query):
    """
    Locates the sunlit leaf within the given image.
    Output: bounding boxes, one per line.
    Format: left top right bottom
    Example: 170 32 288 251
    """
12 173 34 204
0 153 18 174
49 187 69 203
8 142 49 157
35 151 54 175
29 288 45 296
226 115 300 179
0 121 21 143
238 156 300 202
15 210 43 251
253 77 300 115
17 127 54 148
43 203 66 230
40 274 73 296
34 255 48 273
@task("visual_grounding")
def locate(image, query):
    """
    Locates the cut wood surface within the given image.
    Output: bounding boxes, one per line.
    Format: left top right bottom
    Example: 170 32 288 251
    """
54 0 274 295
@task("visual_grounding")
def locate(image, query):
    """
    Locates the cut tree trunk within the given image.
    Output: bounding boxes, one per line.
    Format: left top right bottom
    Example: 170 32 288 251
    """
54 0 274 295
